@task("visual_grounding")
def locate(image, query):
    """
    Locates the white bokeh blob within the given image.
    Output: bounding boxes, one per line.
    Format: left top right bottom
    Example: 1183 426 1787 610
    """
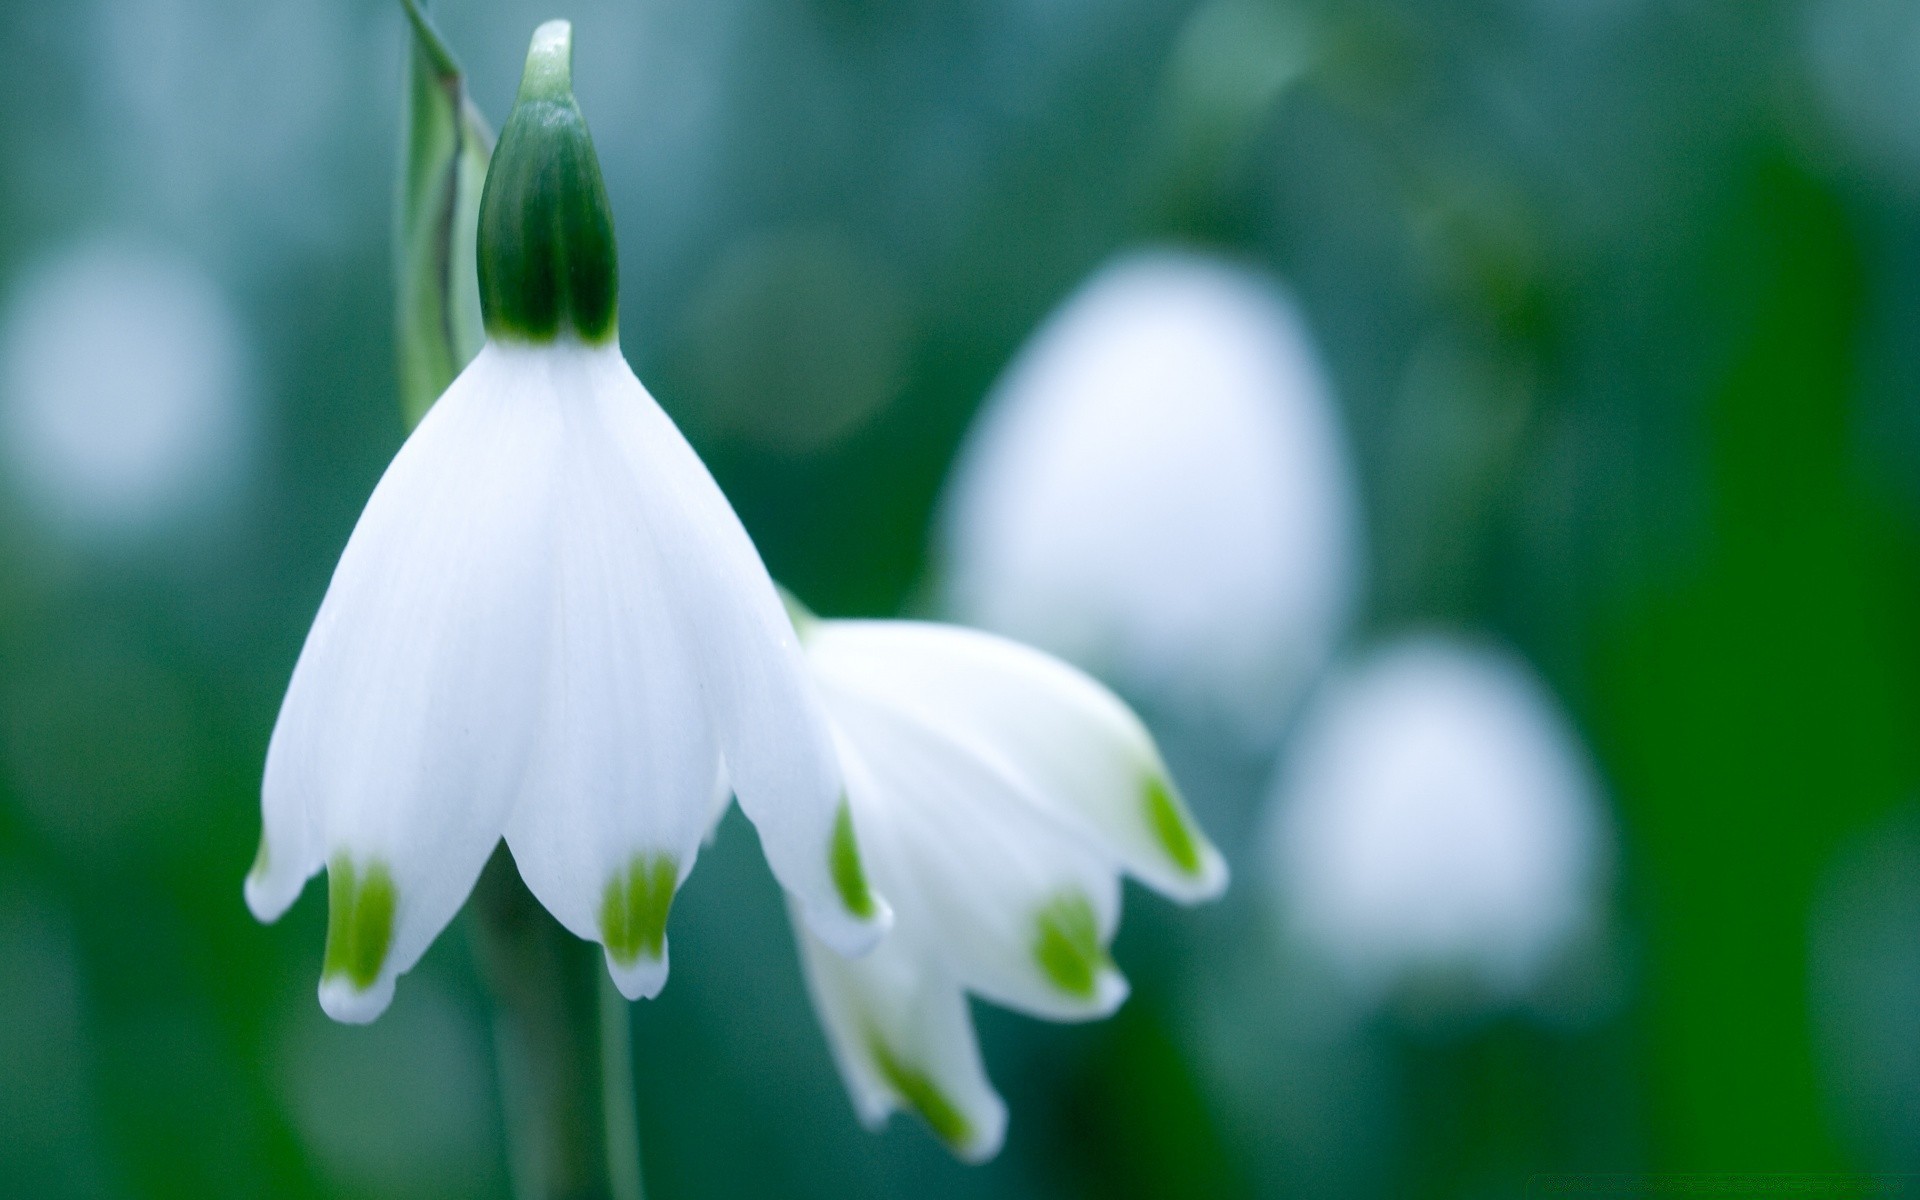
0 241 249 537
1265 635 1609 1006
939 250 1362 743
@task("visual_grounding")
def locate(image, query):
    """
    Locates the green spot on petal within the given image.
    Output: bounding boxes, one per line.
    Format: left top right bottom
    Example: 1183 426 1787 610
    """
322 855 396 991
869 1034 972 1151
1033 890 1111 1000
1144 775 1204 876
249 831 270 880
600 852 677 965
829 801 876 921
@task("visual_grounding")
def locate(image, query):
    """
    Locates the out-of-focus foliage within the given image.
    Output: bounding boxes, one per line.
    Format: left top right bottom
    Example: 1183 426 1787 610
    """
0 0 1915 1197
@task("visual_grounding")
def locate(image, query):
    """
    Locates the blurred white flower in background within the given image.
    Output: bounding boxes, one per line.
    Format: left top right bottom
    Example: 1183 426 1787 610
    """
939 250 1362 744
0 241 249 539
1263 635 1610 1008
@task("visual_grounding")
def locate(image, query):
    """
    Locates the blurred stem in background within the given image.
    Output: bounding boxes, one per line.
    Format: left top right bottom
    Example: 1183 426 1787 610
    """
1137 0 1315 245
397 4 643 1196
1596 152 1915 1168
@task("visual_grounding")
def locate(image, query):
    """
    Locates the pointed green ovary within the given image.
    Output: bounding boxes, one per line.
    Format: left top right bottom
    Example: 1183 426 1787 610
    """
868 1034 972 1152
829 801 877 920
1143 774 1205 877
322 855 397 991
1033 890 1113 999
600 852 677 965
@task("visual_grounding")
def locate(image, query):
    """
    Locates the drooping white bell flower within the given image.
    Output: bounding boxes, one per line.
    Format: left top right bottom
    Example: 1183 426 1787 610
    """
246 22 888 1024
1264 635 1609 1006
939 250 1362 742
782 601 1226 1160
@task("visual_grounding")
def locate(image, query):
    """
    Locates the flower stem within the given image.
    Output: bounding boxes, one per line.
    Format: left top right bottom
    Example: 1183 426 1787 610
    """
469 845 645 1200
600 971 645 1200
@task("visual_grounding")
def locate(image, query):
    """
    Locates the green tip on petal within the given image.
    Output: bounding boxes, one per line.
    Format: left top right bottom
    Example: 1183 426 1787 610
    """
600 853 677 965
322 855 397 991
869 1034 973 1152
829 801 877 920
1143 774 1205 877
476 18 618 344
1033 890 1112 1000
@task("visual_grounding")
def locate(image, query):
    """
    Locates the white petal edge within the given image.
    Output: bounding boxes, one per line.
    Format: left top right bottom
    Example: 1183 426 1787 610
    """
256 342 561 1023
580 346 890 955
792 907 1008 1162
806 620 1226 902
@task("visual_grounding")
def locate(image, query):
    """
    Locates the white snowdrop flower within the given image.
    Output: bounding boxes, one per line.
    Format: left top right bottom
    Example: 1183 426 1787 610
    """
784 601 1226 1160
1265 635 1608 1005
0 241 248 536
247 23 887 1024
939 250 1362 742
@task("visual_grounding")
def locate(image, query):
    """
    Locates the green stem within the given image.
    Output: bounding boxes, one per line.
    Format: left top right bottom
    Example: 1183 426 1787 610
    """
468 845 645 1200
600 973 645 1200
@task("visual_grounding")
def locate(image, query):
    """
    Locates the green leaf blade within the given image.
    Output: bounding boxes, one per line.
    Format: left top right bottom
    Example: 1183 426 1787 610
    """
395 0 493 426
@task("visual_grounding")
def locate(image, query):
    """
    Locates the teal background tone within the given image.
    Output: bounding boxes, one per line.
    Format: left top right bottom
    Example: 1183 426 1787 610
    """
1 1 1917 1197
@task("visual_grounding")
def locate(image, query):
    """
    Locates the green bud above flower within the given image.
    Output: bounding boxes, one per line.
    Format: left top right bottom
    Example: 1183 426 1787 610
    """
476 20 618 344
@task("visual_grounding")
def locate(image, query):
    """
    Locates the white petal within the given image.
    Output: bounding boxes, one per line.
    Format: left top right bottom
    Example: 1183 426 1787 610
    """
808 620 1226 902
576 345 890 954
503 373 721 1001
831 700 1127 1021
792 908 1007 1162
254 343 560 1023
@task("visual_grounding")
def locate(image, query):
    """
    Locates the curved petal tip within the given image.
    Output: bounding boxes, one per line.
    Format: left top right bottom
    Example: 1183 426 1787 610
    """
1088 965 1131 1018
597 852 679 999
1033 963 1132 1023
868 1032 1010 1162
318 973 397 1025
606 945 670 1001
1167 842 1231 905
1141 773 1231 903
801 891 895 960
952 1104 1010 1165
243 869 294 924
244 833 317 924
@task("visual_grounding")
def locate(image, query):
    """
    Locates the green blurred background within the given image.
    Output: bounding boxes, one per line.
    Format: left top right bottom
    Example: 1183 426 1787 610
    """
2 0 1918 1196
